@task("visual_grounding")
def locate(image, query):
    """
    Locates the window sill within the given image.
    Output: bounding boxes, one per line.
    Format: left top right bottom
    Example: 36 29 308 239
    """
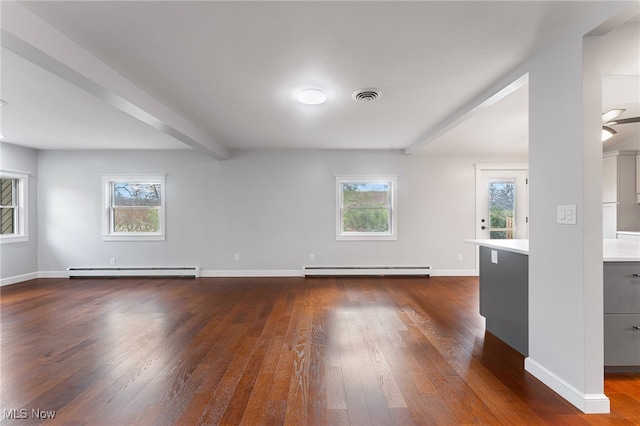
0 235 29 244
102 235 165 242
336 234 397 241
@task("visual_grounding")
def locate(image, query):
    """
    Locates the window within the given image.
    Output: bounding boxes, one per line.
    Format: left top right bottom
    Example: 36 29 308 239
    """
488 179 516 239
102 175 165 241
0 170 29 244
336 175 397 241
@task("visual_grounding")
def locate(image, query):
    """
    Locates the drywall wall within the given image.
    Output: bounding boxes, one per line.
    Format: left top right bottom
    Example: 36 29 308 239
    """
34 149 525 275
524 1 638 413
528 31 594 402
0 142 38 282
601 21 640 154
605 132 640 152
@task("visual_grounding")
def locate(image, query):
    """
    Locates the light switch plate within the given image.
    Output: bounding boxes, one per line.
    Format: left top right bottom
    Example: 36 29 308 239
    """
557 205 577 225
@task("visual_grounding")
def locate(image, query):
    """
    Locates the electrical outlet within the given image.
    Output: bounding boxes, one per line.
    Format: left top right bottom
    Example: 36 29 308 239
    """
309 254 315 262
234 253 240 261
110 257 116 265
457 254 462 262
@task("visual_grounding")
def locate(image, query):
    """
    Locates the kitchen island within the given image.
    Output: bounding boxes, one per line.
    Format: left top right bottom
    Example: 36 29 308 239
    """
466 238 639 368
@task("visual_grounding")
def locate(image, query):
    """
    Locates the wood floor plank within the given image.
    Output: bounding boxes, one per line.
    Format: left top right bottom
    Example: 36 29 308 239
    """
2 276 639 425
283 301 313 426
334 288 374 426
307 288 329 425
326 366 348 410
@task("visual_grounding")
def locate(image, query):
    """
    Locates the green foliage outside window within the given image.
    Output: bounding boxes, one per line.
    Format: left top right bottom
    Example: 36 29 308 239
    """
489 182 515 239
342 183 390 233
113 208 159 233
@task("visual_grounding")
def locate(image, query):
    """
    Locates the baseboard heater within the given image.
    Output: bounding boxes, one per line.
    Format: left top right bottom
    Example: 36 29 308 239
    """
303 266 430 277
67 266 199 278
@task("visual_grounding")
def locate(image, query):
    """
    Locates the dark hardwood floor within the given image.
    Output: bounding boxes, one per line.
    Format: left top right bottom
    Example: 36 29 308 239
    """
1 276 638 425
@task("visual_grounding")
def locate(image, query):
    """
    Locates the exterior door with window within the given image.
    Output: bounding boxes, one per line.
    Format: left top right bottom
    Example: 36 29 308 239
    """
476 167 528 240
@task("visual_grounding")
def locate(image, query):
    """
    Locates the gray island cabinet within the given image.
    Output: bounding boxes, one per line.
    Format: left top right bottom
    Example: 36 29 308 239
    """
479 245 529 356
604 262 640 367
467 239 640 369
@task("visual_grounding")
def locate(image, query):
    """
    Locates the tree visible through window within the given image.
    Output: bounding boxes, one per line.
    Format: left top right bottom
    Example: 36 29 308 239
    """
112 183 161 233
342 183 390 233
488 180 516 239
336 176 397 241
102 175 165 241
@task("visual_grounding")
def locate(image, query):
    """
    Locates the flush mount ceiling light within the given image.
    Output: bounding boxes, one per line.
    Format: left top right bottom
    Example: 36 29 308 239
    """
352 89 382 103
297 89 327 105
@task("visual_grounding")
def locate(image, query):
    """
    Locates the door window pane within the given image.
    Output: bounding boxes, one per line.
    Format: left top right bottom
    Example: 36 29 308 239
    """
488 179 516 239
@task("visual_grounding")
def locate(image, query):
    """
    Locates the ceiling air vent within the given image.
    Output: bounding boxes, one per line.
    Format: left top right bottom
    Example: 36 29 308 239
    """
352 89 382 103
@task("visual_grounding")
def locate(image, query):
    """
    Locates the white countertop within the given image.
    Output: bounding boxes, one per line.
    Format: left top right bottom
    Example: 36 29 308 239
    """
465 238 640 262
464 239 529 255
603 239 640 261
617 231 640 236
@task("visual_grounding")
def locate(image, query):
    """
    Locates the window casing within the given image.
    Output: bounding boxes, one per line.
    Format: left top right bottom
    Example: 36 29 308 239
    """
336 175 397 241
0 170 29 244
102 175 166 241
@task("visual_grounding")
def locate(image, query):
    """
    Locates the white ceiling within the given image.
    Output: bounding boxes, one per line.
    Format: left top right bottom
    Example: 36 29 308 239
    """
1 1 638 157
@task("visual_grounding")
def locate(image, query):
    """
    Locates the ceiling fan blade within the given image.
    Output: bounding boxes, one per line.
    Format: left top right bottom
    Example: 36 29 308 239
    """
608 117 640 125
602 109 626 122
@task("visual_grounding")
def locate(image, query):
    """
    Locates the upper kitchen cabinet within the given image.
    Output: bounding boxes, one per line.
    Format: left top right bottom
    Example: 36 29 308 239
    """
603 151 640 238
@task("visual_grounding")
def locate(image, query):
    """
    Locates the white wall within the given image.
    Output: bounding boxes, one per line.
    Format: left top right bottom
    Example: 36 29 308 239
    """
529 30 592 388
0 142 38 282
605 133 640 152
524 1 638 414
601 21 640 154
34 149 525 275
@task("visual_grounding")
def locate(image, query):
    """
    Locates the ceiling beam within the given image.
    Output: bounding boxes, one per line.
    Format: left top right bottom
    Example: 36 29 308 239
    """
404 1 639 156
1 2 230 160
403 72 529 155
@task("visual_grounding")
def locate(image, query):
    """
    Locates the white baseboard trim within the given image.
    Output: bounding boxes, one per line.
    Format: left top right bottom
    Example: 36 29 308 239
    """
0 268 478 285
0 272 38 287
38 271 68 279
524 357 610 414
430 269 477 277
189 269 476 278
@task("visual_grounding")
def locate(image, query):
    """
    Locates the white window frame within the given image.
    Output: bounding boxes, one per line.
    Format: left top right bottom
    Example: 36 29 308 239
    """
335 175 398 241
102 174 166 242
0 170 29 244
